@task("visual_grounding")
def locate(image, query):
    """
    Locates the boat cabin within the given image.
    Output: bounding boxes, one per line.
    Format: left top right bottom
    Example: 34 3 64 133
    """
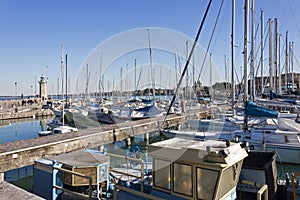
34 150 109 200
148 138 248 200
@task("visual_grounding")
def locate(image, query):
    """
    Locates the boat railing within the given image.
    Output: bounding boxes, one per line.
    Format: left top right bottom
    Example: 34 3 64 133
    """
53 166 93 200
106 152 145 192
238 180 268 200
113 184 164 200
291 172 300 200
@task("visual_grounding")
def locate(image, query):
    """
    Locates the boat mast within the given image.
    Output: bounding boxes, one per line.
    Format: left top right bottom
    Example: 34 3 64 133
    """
231 0 235 115
260 10 264 95
147 29 155 100
250 0 255 101
65 54 68 105
274 18 278 93
278 34 282 94
99 52 103 99
243 0 249 131
269 18 273 98
61 45 65 126
134 58 137 94
120 67 123 101
225 55 227 92
186 41 189 100
285 31 288 93
291 41 294 92
210 53 213 99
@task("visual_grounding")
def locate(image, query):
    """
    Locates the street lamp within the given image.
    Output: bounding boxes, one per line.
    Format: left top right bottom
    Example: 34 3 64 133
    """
14 82 17 97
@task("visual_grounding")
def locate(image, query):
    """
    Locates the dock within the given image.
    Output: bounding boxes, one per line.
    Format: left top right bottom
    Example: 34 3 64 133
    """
0 107 223 200
0 108 218 176
0 98 54 120
0 181 44 200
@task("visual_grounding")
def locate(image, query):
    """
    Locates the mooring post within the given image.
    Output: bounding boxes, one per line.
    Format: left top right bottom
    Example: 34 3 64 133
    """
144 126 150 146
98 145 104 152
144 126 149 142
125 137 131 147
0 172 4 182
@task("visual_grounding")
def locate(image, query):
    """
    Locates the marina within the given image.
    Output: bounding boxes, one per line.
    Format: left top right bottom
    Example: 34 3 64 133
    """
1 0 300 200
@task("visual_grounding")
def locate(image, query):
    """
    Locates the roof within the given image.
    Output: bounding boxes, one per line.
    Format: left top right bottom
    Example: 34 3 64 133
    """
49 150 109 167
148 138 248 166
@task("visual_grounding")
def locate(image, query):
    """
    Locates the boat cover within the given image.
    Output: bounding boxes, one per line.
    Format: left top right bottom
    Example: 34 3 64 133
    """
245 100 278 118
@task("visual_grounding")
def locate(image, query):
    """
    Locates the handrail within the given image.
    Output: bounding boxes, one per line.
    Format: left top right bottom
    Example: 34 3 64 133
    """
113 184 164 200
53 166 93 199
106 153 145 192
291 172 300 200
239 180 268 200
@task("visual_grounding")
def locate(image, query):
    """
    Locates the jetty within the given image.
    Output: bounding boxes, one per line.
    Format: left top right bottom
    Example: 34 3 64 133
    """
0 98 54 120
0 107 220 179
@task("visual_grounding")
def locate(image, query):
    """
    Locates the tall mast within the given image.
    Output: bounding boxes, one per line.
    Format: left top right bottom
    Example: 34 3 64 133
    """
260 10 264 94
225 55 227 92
268 18 273 97
186 41 189 99
279 34 282 94
120 67 123 100
274 18 278 93
243 0 249 131
147 29 155 100
65 54 68 105
231 0 235 115
250 0 255 101
291 41 295 92
134 58 137 92
210 53 213 99
99 52 103 99
285 31 288 93
57 77 59 98
61 45 65 126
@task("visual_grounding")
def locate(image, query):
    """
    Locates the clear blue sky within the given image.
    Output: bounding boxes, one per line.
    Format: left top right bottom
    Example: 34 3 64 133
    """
0 0 300 96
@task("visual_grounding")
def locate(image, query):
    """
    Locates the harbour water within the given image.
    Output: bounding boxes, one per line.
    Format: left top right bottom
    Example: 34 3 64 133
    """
0 117 54 144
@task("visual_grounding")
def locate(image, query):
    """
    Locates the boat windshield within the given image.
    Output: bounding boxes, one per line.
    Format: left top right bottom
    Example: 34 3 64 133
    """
196 167 219 199
153 159 171 190
173 163 193 197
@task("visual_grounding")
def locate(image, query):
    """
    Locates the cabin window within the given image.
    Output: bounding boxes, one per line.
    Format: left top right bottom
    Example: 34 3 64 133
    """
196 168 219 200
217 161 243 199
173 163 193 197
153 159 171 190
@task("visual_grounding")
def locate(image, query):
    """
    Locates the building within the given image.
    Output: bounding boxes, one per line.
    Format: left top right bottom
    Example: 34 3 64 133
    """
39 75 47 100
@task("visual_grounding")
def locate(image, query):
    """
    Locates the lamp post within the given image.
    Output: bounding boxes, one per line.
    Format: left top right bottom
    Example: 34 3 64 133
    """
14 82 17 97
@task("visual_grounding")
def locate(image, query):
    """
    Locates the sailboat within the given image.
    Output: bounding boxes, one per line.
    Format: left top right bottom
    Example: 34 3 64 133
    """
38 46 78 136
162 0 300 165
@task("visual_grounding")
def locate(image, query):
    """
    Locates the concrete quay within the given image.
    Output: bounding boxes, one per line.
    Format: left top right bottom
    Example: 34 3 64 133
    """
0 107 221 200
0 181 44 200
0 98 54 120
0 108 215 175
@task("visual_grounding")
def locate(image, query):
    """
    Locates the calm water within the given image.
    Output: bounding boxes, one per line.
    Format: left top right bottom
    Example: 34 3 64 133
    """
0 117 54 144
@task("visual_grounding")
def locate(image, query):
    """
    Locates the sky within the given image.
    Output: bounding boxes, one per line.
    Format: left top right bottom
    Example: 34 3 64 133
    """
0 0 300 96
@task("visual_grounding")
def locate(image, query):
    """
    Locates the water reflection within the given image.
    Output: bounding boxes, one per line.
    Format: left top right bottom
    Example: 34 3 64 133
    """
0 116 55 144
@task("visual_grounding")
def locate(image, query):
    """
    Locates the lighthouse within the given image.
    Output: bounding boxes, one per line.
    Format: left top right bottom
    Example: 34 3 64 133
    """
39 75 47 100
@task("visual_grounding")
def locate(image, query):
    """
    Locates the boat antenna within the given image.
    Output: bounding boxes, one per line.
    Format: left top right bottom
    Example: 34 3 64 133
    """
161 0 213 130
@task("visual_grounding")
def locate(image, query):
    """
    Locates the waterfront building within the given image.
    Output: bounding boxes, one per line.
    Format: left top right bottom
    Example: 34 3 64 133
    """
39 75 47 100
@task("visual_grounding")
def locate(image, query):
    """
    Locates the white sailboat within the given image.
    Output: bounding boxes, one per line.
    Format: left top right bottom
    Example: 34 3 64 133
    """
38 46 78 136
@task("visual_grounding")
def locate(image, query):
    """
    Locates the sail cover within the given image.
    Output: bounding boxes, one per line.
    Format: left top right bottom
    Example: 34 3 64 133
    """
245 100 278 118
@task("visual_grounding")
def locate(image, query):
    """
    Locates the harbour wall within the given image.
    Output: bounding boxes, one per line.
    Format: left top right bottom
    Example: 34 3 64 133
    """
0 108 217 179
0 98 54 120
